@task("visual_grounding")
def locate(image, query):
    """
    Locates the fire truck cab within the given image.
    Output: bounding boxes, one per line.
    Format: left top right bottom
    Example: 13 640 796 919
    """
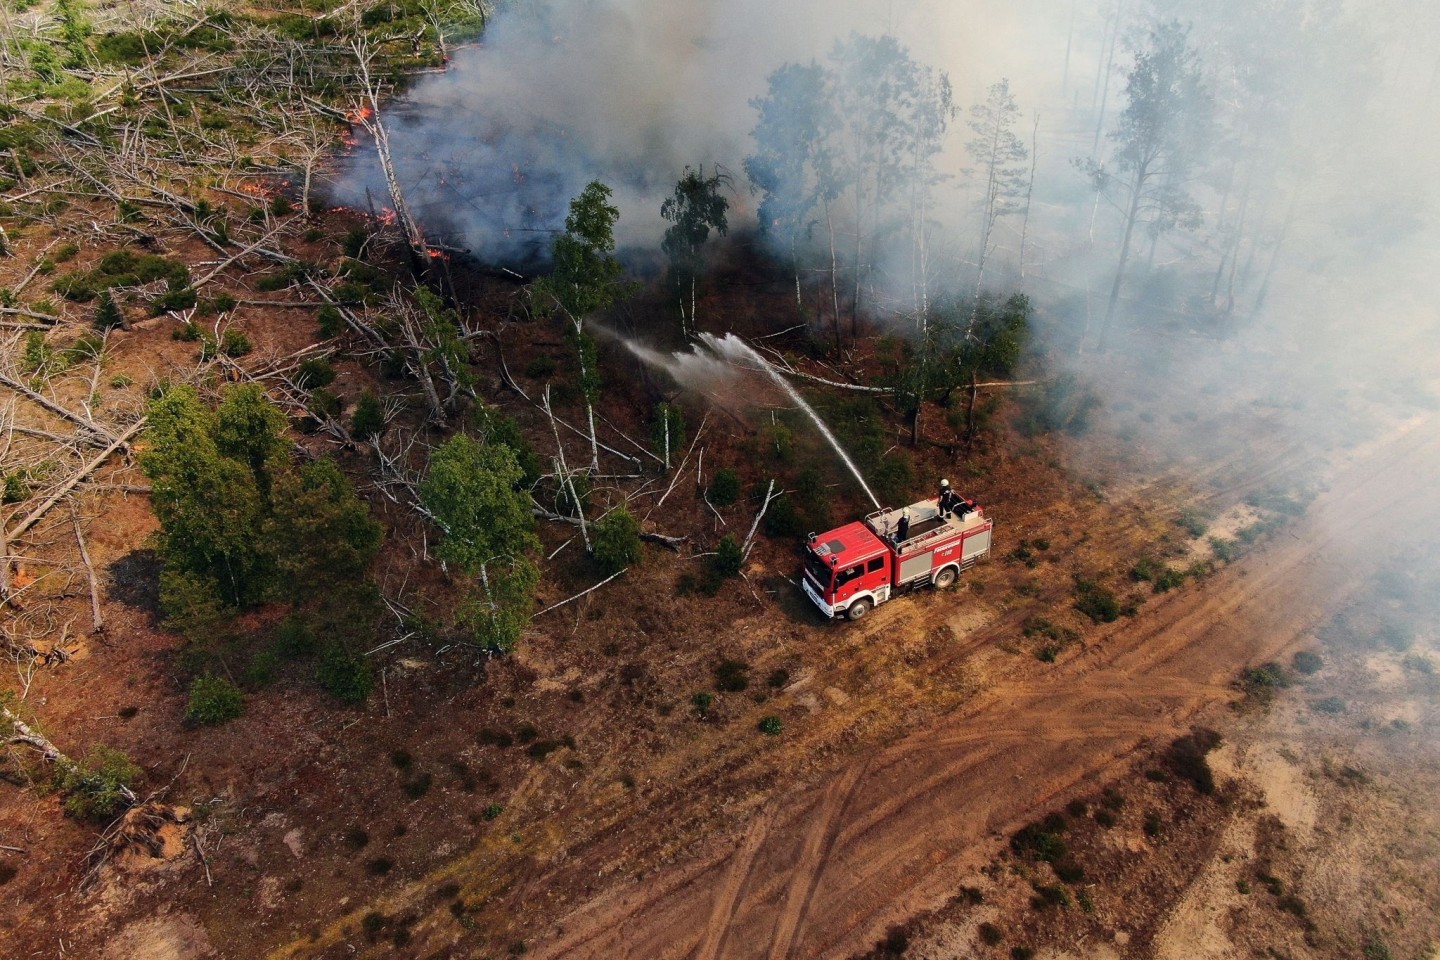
801 496 993 621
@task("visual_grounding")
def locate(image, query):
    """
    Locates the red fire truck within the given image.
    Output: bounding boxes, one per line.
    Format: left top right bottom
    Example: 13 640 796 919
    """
801 496 993 621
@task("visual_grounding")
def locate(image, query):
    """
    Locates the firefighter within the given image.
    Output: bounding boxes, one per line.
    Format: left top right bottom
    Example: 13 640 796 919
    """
938 478 959 516
897 508 911 543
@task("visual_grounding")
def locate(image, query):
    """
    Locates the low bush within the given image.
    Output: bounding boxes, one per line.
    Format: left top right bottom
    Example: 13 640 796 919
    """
1074 579 1121 623
351 390 384 439
184 675 244 726
1291 650 1323 675
55 746 141 822
592 506 642 575
758 715 782 735
707 468 740 506
711 534 744 580
1011 821 1066 863
316 641 372 704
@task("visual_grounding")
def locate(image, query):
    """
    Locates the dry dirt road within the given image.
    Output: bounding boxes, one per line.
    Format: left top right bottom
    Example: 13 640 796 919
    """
526 414 1440 960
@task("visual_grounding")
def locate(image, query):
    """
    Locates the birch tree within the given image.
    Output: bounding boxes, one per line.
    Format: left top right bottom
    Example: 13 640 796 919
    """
1082 20 1210 352
534 181 631 473
965 79 1029 326
660 165 729 337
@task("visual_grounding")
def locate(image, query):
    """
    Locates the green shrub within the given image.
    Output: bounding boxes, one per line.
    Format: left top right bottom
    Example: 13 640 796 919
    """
316 641 372 704
712 534 743 579
1029 883 1070 909
762 493 806 539
185 674 245 726
94 290 123 329
3 473 28 504
296 356 336 389
523 354 557 378
592 506 642 574
351 390 384 439
317 304 344 338
758 715 782 735
1011 821 1067 863
691 691 713 716
1074 580 1120 623
274 614 319 657
221 329 252 357
309 387 342 419
1176 509 1209 537
707 468 740 506
55 745 141 822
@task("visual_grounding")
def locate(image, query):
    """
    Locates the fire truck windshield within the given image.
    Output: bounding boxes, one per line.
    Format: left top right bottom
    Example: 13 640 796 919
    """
804 551 835 590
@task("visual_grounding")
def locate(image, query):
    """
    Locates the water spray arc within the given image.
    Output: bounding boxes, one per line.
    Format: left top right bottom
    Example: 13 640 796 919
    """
624 332 882 511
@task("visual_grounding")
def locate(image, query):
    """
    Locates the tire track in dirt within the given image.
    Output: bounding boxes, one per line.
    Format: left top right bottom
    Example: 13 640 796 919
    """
764 762 868 960
528 416 1440 960
693 805 778 960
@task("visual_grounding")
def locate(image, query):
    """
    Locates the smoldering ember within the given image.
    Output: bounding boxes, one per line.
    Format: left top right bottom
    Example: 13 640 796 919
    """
1 1 1438 958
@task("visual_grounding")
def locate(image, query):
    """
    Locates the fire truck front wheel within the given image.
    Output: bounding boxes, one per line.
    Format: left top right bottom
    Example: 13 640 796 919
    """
933 567 958 589
846 598 872 621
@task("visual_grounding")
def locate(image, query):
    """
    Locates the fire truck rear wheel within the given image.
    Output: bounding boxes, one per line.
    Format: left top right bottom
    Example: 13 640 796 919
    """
846 598 872 621
933 567 957 589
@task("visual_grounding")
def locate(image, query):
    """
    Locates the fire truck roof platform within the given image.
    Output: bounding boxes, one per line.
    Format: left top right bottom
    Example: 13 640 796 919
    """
865 499 988 554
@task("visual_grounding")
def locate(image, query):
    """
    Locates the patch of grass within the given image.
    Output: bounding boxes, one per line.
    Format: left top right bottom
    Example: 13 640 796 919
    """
1311 696 1345 714
1292 650 1323 675
1176 509 1209 537
1209 536 1238 562
1029 883 1070 910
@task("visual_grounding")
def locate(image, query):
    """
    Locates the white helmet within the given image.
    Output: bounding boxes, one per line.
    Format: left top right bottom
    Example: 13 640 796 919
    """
940 478 950 488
